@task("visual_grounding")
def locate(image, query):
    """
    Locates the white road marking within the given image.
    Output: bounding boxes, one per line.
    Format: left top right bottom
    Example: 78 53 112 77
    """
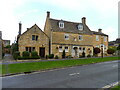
69 73 80 76
102 81 119 88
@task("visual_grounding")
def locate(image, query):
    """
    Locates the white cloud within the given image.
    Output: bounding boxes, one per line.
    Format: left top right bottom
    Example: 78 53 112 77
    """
18 9 39 19
103 27 118 41
0 0 118 43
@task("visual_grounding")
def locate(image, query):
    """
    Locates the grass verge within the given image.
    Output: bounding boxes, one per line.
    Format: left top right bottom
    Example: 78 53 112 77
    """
1 57 119 75
111 85 120 90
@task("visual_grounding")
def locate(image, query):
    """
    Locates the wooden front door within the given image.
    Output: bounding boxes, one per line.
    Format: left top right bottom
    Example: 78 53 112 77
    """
39 47 45 58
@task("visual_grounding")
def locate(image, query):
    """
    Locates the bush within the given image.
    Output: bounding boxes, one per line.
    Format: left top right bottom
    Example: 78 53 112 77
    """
22 51 30 59
30 51 40 59
55 55 59 59
49 54 54 59
62 50 66 58
66 55 72 58
82 51 85 57
46 55 49 59
31 51 38 56
30 56 40 59
13 51 20 60
87 54 91 58
94 48 100 54
107 48 115 54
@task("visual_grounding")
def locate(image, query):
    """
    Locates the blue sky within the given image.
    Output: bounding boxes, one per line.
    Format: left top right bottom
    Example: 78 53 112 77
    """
0 0 119 44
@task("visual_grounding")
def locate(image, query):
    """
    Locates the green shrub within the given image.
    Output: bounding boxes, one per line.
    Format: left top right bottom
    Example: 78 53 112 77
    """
107 48 115 54
87 54 91 58
62 50 66 58
82 51 85 57
30 56 40 59
22 51 30 59
31 51 40 59
94 48 100 54
55 55 59 59
31 51 38 56
49 54 54 59
46 55 49 59
13 51 20 60
66 55 72 58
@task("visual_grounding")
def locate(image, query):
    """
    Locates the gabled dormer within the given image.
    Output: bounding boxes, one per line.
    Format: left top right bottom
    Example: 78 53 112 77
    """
77 24 83 31
59 20 64 28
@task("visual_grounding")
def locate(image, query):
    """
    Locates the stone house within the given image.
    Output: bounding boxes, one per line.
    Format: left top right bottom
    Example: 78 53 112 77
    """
18 24 49 58
18 11 108 58
44 11 108 58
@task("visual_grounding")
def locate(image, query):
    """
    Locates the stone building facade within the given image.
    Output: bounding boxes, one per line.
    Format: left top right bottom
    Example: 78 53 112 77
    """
44 12 108 58
18 24 49 57
18 11 108 58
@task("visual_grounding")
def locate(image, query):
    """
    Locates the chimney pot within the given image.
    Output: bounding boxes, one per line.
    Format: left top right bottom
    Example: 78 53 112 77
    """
82 17 86 24
98 28 102 33
19 21 22 35
47 11 50 18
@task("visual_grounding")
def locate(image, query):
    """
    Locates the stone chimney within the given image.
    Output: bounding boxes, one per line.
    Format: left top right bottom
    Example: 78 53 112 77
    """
82 17 86 24
98 28 102 33
19 21 22 35
47 11 50 18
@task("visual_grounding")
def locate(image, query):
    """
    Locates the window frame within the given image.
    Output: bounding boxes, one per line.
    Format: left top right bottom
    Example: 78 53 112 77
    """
32 35 38 41
96 35 99 41
79 35 83 40
64 34 69 40
59 21 64 28
104 36 107 42
78 24 83 30
65 46 68 52
59 46 63 52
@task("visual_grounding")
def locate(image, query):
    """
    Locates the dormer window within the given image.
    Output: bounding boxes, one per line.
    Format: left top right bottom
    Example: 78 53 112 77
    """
59 20 64 28
78 24 83 30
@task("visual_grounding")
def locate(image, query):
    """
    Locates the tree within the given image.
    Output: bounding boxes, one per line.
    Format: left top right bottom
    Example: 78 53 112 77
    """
117 44 120 51
94 47 100 54
5 45 11 48
11 43 18 54
107 48 115 55
62 50 66 58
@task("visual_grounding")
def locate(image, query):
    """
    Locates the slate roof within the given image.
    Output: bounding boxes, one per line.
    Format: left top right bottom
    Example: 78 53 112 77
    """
49 18 108 36
116 38 120 43
18 24 48 38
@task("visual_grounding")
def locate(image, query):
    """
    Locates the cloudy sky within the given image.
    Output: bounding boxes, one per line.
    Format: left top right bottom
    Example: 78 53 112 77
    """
0 0 119 44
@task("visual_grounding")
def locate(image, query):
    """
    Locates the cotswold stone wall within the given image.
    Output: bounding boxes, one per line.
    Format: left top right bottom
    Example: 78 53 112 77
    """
18 25 49 56
51 32 108 58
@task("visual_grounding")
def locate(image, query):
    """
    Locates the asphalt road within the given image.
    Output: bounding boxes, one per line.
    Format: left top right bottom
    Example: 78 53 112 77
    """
2 60 119 88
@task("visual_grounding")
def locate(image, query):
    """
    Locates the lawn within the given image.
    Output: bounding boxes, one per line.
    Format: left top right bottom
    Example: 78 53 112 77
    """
111 85 120 90
1 57 119 75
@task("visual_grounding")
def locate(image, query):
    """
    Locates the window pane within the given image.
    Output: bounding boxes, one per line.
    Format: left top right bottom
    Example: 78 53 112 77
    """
26 47 28 51
33 47 35 51
29 47 31 52
65 34 69 40
83 47 85 50
36 36 38 41
32 35 35 40
79 35 83 40
65 47 68 52
59 46 62 52
96 35 99 41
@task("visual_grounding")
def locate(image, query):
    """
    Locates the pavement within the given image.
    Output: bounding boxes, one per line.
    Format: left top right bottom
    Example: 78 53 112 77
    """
2 60 119 88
